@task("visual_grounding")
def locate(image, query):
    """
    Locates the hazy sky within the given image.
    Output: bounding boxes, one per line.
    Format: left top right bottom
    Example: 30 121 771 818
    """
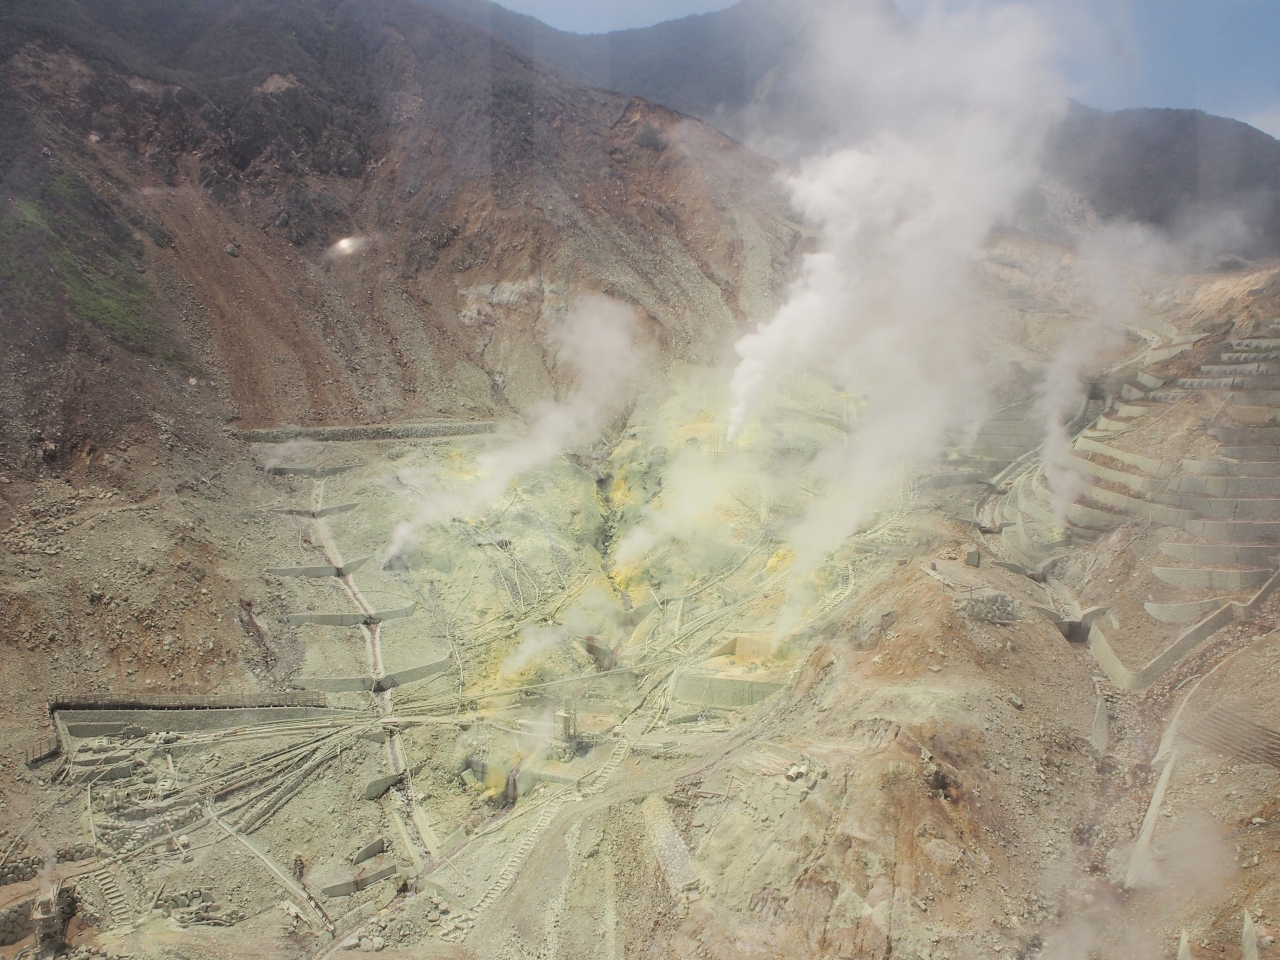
492 0 1280 137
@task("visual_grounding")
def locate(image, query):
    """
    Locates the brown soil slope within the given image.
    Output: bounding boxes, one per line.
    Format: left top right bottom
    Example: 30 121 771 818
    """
0 0 802 468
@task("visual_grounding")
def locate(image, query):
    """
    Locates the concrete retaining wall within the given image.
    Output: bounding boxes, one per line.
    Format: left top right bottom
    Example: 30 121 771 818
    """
1177 376 1280 390
378 656 451 690
1209 426 1280 444
1218 447 1280 462
51 692 326 711
1067 499 1124 530
920 472 988 489
1165 476 1280 496
1137 605 1236 686
671 671 783 708
1087 624 1136 690
58 706 357 737
1151 566 1271 591
1158 542 1279 565
1183 520 1280 543
265 464 357 478
287 612 370 627
272 503 358 519
1180 459 1280 478
241 421 497 443
1144 598 1228 624
1074 436 1169 476
1153 494 1280 521
288 603 415 628
321 855 400 898
294 676 376 693
1093 570 1280 690
1085 485 1194 526
1065 453 1154 493
266 557 370 578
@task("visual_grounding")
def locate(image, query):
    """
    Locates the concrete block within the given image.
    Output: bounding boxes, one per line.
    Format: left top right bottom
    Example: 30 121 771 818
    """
671 671 783 708
1243 911 1259 960
375 656 451 690
1089 697 1108 755
295 675 377 693
321 855 400 898
271 502 359 519
363 772 404 801
352 837 385 865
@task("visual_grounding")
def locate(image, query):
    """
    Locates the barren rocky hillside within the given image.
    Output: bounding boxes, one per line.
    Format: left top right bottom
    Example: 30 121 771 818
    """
0 0 801 463
3 3 1280 960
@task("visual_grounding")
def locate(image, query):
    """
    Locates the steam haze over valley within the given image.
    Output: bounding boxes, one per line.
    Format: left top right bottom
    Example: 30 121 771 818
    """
0 1 1279 959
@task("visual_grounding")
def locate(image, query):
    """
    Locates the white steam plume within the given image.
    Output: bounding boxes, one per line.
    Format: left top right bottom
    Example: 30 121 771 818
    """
33 830 56 898
388 294 646 556
500 585 621 676
1037 219 1212 523
728 2 1063 569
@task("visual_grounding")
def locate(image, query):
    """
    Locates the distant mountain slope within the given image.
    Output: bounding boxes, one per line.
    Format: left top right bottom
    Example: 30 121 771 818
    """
418 0 850 148
1045 102 1280 254
433 0 1280 254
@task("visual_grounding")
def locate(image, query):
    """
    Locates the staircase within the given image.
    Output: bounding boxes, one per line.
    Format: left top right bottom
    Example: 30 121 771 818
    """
469 794 569 918
455 723 640 940
88 867 133 928
581 738 631 797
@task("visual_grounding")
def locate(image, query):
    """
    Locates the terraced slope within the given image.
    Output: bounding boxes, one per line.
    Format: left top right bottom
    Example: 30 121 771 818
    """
989 318 1280 690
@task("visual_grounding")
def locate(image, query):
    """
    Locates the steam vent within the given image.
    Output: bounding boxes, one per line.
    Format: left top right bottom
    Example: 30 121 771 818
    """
2 0 1280 957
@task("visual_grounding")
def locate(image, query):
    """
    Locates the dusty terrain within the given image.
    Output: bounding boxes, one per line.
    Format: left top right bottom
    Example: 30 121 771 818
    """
2 2 1280 960
3 233 1279 960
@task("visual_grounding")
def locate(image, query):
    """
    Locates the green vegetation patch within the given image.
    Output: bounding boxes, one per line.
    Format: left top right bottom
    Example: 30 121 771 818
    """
0 172 156 346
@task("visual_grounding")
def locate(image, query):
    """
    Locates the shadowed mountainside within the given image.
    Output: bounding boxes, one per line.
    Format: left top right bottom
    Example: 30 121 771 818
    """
1045 102 1280 255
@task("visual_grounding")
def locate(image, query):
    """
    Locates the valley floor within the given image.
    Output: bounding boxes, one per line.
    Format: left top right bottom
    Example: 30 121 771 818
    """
3 261 1280 960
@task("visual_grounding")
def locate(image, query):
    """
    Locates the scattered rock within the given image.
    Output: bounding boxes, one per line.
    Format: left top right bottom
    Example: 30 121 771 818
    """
961 593 1018 624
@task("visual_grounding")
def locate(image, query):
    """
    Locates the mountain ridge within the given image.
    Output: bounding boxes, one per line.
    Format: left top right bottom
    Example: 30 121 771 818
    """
425 0 1280 254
